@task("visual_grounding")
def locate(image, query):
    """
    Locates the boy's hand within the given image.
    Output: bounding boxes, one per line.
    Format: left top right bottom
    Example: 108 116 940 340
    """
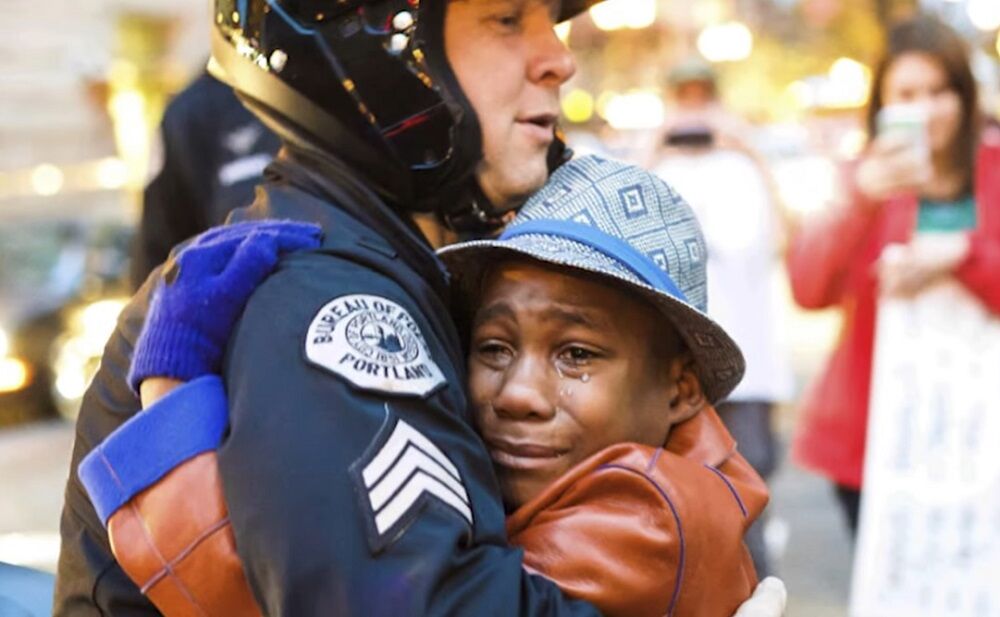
139 377 184 409
732 577 787 617
128 220 322 392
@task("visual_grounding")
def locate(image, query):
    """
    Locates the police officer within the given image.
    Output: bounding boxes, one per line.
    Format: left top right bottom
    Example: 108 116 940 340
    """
54 0 787 614
131 71 281 288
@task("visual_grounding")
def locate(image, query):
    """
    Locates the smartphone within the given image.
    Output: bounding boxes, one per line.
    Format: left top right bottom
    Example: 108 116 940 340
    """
877 103 930 161
664 126 714 148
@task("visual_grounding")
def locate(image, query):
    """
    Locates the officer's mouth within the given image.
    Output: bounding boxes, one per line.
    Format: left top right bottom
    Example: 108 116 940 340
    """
515 113 558 144
485 436 570 472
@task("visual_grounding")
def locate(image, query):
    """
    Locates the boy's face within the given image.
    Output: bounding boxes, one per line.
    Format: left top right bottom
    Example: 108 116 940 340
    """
468 259 700 508
445 0 576 211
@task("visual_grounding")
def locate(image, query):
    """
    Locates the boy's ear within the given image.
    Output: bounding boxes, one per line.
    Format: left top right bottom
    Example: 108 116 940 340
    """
665 354 707 426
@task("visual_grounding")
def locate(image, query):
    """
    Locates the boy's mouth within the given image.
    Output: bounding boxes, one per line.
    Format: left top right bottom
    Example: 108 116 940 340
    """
485 437 569 471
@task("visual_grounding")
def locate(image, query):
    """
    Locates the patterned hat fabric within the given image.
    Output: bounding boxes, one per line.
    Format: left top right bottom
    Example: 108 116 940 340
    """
437 155 745 403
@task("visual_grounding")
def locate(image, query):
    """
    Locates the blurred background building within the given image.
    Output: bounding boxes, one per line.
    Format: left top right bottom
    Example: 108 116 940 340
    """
0 0 997 615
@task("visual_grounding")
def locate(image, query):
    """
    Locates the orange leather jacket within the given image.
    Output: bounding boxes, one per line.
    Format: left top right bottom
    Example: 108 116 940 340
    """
82 389 766 617
509 406 767 617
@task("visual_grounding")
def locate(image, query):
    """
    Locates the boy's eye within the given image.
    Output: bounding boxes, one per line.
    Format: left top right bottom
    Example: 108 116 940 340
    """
559 346 598 365
481 343 507 355
475 341 514 366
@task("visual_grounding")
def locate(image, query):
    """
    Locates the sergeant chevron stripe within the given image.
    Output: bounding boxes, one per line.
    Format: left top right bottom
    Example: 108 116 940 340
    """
360 419 472 539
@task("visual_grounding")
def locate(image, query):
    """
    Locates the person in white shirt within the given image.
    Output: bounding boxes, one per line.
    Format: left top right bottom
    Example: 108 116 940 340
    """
651 56 794 577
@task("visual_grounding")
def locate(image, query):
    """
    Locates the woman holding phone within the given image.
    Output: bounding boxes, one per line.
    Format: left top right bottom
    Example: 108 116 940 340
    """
786 15 1000 534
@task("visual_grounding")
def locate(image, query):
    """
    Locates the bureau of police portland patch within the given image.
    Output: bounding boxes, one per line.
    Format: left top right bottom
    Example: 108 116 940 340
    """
304 294 446 397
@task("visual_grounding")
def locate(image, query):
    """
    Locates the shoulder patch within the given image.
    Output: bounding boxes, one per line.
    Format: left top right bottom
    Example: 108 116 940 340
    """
305 294 446 397
350 412 473 554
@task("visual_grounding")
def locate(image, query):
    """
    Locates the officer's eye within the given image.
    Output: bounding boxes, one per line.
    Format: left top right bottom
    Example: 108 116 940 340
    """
490 9 524 31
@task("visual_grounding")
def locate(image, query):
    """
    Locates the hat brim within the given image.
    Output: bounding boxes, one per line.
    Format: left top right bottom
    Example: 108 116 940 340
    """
438 236 746 404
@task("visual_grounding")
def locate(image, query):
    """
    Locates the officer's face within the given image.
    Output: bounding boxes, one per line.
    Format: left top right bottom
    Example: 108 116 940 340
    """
445 0 576 211
468 260 698 508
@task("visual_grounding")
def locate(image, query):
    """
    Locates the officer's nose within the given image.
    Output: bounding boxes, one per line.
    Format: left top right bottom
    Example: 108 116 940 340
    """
527 15 577 87
491 354 557 422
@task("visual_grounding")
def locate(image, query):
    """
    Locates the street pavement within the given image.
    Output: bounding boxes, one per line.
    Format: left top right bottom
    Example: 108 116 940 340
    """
0 418 853 615
769 446 853 617
0 420 72 572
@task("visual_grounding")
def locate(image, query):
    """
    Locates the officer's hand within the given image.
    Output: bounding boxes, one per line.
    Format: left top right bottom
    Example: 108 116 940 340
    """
732 577 787 617
128 220 322 392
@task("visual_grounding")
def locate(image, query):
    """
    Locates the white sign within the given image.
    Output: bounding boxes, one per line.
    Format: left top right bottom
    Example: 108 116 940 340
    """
851 277 1000 617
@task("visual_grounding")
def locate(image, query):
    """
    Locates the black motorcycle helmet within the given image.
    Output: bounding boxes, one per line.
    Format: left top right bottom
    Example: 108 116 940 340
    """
210 0 599 233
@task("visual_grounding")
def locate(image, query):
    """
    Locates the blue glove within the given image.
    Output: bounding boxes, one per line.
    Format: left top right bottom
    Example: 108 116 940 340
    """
128 220 323 393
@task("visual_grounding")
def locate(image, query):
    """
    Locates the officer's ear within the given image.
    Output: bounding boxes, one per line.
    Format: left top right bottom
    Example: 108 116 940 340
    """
662 352 706 427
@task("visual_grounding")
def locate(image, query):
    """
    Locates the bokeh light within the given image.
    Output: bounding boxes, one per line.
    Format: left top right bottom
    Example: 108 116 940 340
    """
96 157 129 190
590 0 656 31
786 80 815 110
773 155 839 216
108 89 151 189
967 0 1000 31
600 90 664 130
837 128 868 159
828 57 871 108
30 164 64 196
561 88 595 124
554 21 571 43
0 358 30 394
697 22 753 62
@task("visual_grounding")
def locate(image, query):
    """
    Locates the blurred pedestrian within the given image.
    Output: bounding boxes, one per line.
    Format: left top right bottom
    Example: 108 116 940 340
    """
651 57 794 577
130 70 280 288
787 15 1000 536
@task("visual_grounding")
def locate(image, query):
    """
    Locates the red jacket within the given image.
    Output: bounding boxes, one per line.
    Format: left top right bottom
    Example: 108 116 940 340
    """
788 135 1000 489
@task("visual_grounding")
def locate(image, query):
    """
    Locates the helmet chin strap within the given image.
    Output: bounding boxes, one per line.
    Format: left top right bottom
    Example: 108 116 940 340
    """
439 182 513 236
440 132 574 236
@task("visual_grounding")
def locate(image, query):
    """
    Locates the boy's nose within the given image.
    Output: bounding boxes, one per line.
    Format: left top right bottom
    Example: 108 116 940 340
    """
491 356 557 422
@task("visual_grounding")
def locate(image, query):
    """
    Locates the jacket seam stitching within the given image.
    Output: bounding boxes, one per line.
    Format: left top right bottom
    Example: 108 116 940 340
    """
141 516 232 595
126 500 209 617
702 464 748 518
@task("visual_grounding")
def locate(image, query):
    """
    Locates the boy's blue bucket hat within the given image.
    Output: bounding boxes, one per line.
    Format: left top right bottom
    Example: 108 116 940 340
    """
438 155 745 403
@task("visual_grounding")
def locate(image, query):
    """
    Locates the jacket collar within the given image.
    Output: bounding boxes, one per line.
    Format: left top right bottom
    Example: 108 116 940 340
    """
254 147 452 302
664 405 736 468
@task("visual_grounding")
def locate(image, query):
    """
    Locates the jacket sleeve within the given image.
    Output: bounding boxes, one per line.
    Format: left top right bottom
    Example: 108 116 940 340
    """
786 164 881 310
955 146 1000 314
508 453 759 617
75 376 261 617
216 266 602 617
956 232 1000 313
